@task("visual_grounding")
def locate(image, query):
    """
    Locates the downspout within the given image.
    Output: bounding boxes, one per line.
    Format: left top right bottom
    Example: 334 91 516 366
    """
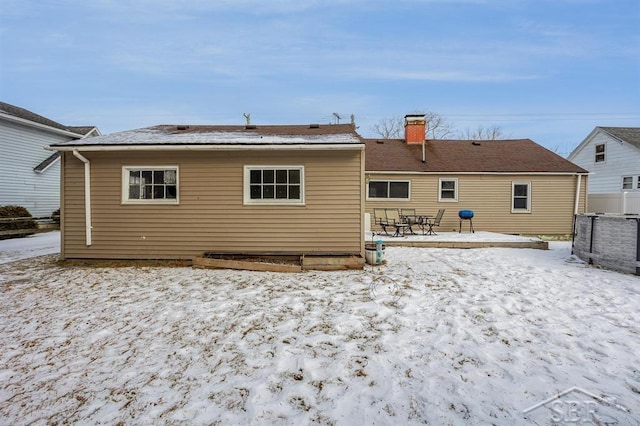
573 174 582 215
571 174 583 255
72 150 92 246
635 218 640 276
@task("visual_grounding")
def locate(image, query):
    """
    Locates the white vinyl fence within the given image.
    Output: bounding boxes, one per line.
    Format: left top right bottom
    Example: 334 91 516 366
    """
588 192 640 214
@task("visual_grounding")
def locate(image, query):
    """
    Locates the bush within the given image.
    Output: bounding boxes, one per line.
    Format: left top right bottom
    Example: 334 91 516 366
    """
52 208 60 225
0 205 38 239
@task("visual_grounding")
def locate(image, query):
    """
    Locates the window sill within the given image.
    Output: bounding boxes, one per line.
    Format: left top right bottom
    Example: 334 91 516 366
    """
243 201 306 206
366 198 411 202
122 200 180 206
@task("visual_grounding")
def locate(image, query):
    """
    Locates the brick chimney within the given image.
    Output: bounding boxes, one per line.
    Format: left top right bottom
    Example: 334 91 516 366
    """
404 114 426 144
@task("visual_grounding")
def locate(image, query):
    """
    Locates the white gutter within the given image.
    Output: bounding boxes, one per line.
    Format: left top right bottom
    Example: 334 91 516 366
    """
72 150 92 246
47 144 365 152
367 170 586 176
574 174 583 215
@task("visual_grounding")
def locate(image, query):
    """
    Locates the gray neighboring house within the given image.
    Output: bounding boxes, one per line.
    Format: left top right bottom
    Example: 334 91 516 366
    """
0 101 100 217
568 127 640 214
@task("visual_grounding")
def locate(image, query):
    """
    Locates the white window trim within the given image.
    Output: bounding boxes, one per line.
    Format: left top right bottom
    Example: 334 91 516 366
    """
122 165 180 205
366 180 411 201
622 176 634 190
594 143 606 164
438 178 459 202
243 165 305 206
511 181 531 213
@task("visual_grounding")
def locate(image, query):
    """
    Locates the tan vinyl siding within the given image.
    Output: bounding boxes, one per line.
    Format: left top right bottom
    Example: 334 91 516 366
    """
366 173 588 235
61 149 363 259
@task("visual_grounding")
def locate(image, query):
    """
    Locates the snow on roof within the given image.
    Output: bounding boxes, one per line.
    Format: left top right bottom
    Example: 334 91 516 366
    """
50 124 363 147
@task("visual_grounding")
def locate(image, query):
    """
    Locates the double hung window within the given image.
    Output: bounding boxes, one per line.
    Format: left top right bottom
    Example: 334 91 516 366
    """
595 144 605 163
512 182 531 213
439 178 458 202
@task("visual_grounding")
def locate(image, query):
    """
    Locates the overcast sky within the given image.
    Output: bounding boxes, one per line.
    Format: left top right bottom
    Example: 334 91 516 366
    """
1 0 638 156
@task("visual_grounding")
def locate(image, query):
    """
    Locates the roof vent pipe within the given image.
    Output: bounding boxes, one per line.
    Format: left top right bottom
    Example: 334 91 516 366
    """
422 139 426 163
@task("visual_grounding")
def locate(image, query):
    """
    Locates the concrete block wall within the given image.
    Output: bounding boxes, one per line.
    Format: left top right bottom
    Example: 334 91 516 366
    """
573 214 640 275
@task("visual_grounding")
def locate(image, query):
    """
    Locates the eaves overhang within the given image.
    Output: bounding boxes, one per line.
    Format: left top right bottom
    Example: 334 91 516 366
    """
365 170 589 176
47 143 365 152
0 111 84 138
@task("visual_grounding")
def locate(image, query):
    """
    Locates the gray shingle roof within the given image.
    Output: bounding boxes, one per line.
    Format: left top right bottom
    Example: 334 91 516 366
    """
67 126 98 136
599 127 640 150
50 124 364 147
33 152 60 173
0 101 93 136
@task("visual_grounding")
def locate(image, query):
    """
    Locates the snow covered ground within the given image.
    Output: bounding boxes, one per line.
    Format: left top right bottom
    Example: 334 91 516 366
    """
0 241 639 424
0 231 59 264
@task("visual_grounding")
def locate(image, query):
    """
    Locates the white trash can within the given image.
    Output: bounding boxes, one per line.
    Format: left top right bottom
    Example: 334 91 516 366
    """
364 240 385 265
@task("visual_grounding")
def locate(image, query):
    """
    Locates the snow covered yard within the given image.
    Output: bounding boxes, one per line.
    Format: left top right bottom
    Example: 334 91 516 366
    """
0 243 638 425
0 231 59 265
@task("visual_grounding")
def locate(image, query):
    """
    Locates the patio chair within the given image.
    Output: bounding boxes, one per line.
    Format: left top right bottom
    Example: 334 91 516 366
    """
425 209 445 235
400 208 419 234
373 208 392 236
384 208 411 237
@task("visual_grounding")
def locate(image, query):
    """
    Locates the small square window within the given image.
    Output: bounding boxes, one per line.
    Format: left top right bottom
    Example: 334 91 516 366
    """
622 176 633 190
389 181 409 199
368 181 389 198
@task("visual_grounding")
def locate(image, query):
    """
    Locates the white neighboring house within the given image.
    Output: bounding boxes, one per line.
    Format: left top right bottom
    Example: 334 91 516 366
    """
0 102 100 217
568 127 640 214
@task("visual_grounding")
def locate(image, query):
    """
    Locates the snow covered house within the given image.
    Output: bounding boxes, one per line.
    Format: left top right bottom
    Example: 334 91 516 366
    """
568 127 640 214
0 101 100 217
48 124 365 260
365 115 589 235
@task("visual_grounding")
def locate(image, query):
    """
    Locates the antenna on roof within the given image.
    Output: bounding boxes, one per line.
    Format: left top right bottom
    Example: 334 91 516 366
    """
243 113 251 126
333 112 341 124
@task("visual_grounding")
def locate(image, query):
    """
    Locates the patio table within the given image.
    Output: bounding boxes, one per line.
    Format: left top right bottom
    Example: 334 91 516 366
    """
401 214 433 235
